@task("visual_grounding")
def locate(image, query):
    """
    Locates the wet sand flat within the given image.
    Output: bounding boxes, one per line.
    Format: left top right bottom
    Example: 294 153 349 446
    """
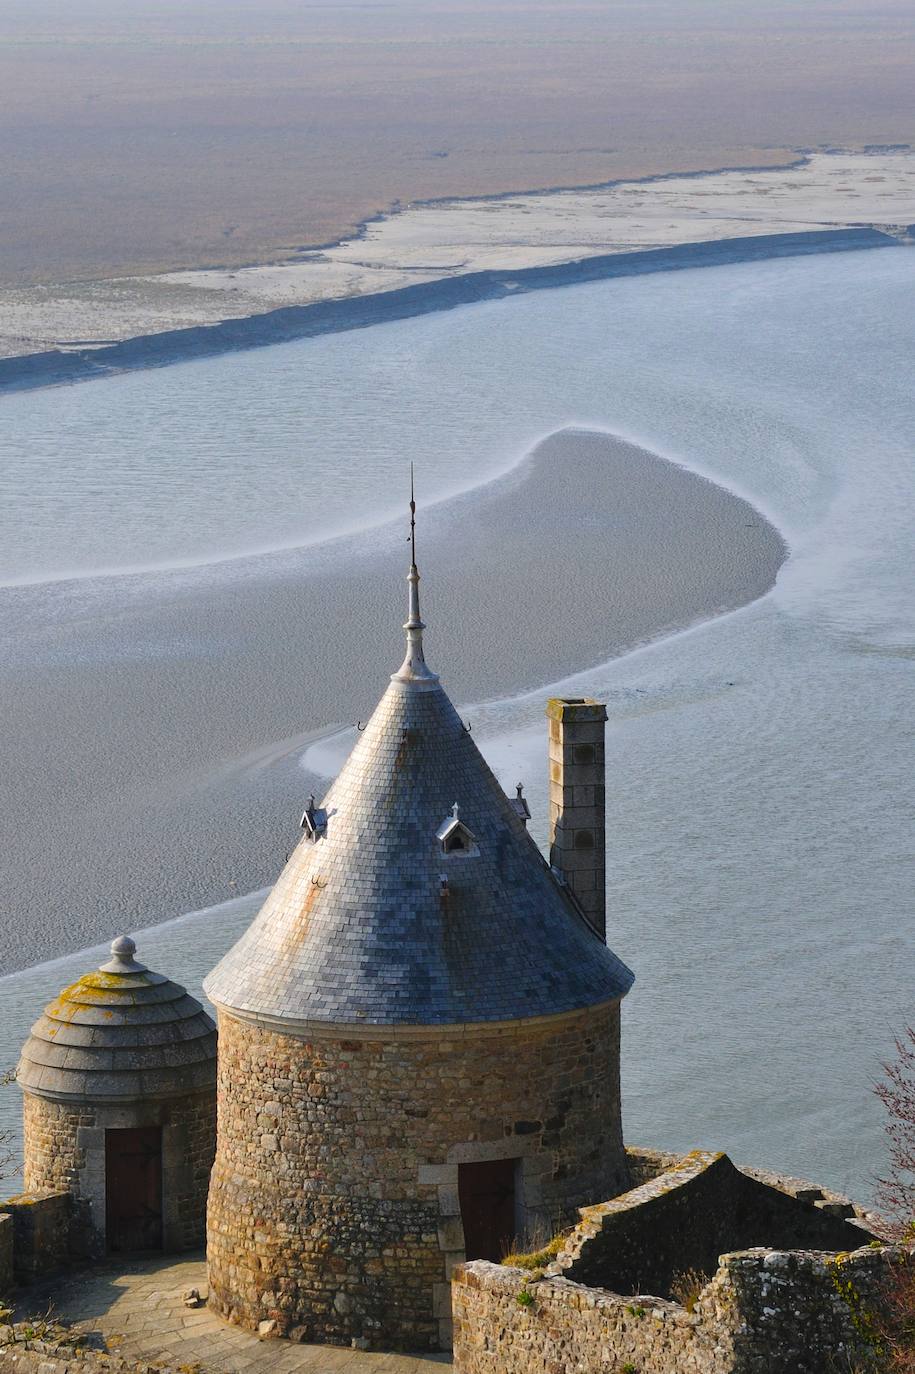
0 430 785 974
2 151 913 375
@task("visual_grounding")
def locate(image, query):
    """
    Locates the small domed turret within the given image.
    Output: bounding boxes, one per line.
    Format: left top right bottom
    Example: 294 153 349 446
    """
17 936 216 1255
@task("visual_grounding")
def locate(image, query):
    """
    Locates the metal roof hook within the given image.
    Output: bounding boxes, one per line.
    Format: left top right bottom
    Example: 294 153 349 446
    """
462 720 472 733
356 720 367 732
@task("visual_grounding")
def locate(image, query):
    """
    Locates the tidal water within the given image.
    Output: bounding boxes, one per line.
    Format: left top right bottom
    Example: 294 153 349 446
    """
1 246 913 1202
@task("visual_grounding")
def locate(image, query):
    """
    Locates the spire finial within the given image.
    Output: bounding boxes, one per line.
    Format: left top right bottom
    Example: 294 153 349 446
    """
392 468 439 687
410 461 417 568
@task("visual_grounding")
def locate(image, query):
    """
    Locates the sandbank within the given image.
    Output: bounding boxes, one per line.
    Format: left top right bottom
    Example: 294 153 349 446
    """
1 151 913 388
0 429 785 974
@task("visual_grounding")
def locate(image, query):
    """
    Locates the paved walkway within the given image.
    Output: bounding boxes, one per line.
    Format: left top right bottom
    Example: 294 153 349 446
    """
15 1253 452 1374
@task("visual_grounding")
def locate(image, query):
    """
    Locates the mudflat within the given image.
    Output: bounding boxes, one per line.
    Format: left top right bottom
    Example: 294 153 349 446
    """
0 430 785 974
4 0 915 287
3 151 914 372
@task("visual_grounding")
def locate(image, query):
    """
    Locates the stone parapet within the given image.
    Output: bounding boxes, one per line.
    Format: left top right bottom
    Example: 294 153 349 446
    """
547 1148 880 1298
453 1243 904 1374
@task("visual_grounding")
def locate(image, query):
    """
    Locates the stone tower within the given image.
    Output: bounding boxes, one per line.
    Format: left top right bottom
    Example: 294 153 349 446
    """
203 521 634 1351
17 935 216 1256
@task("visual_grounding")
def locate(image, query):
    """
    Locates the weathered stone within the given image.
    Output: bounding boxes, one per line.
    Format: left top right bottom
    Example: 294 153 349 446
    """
452 1148 898 1374
16 938 217 1262
20 1090 216 1258
206 1002 627 1351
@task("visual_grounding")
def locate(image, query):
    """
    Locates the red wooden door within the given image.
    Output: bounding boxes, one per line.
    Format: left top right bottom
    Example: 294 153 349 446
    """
105 1126 163 1252
458 1158 517 1262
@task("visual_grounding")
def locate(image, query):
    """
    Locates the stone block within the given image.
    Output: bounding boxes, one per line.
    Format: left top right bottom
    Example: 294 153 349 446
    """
437 1217 466 1251
2 1190 72 1283
417 1164 459 1186
437 1186 461 1217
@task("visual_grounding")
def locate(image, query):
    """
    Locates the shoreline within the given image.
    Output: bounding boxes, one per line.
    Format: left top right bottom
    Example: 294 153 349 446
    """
0 226 900 396
0 428 786 974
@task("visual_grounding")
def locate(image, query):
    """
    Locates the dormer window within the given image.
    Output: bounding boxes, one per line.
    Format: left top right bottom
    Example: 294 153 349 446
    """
300 794 328 842
436 802 479 858
509 782 531 827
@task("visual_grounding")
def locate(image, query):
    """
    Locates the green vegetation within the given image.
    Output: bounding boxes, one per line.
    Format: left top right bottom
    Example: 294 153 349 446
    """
827 1254 887 1367
502 1233 566 1270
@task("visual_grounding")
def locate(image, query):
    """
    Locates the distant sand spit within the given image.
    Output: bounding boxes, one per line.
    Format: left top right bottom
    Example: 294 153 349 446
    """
0 429 785 974
1 150 913 384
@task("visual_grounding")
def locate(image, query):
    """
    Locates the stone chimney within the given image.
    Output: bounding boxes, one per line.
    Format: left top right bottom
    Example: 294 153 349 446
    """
547 697 608 939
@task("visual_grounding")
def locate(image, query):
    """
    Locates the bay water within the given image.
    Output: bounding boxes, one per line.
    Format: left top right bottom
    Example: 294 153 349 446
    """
1 245 913 1201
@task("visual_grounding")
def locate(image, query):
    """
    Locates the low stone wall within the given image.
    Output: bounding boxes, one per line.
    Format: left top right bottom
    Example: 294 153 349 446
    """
452 1147 895 1374
0 1194 72 1286
0 1321 191 1373
453 1244 901 1374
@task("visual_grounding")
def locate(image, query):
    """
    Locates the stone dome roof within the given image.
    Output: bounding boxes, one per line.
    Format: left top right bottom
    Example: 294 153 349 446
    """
204 556 634 1029
17 936 217 1102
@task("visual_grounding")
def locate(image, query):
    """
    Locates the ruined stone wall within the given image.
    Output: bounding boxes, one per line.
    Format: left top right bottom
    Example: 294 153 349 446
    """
0 1320 196 1374
554 1150 877 1300
207 999 626 1351
452 1244 901 1374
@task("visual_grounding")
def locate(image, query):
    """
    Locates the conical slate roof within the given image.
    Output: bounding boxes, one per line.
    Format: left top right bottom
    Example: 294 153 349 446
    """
18 936 216 1102
204 548 634 1029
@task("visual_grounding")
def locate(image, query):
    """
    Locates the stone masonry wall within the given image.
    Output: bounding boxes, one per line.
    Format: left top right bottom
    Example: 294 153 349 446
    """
555 1150 878 1299
162 1092 217 1253
22 1091 215 1257
453 1244 902 1374
0 1194 71 1285
207 999 627 1351
22 1096 88 1203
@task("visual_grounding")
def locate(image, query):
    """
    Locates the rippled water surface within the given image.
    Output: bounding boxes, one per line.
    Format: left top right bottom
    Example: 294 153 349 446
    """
1 247 913 1201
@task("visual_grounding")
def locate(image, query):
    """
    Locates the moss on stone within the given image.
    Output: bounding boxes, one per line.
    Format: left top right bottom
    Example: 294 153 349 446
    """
502 1235 566 1270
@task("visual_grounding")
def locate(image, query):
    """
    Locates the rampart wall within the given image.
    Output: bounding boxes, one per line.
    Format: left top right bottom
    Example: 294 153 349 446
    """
452 1148 895 1374
453 1245 899 1374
